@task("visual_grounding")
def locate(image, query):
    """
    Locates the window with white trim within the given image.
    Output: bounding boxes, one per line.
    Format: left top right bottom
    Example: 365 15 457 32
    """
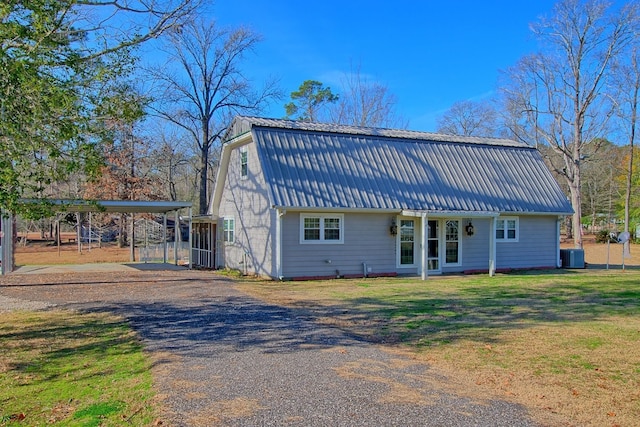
444 219 460 265
496 217 518 242
240 148 248 178
223 218 235 243
300 214 344 244
399 219 415 265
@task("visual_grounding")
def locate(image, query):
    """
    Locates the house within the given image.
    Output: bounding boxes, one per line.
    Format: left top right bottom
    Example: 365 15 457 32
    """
208 116 573 280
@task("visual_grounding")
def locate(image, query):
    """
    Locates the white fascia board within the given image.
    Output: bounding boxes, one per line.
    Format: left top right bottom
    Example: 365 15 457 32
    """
273 206 401 214
504 211 574 216
401 210 500 218
209 131 253 217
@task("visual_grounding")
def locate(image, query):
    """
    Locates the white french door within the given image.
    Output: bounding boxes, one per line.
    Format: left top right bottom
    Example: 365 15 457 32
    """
427 220 440 272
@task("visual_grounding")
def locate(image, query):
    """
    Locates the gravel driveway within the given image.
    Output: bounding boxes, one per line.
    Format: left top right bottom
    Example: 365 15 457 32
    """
1 269 539 426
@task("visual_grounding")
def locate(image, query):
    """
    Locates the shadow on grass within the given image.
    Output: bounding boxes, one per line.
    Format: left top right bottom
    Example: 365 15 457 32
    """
319 274 640 345
5 271 639 361
0 313 147 385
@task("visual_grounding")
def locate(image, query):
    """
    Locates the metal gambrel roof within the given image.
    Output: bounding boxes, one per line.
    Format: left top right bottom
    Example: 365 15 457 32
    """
225 116 529 148
230 116 573 214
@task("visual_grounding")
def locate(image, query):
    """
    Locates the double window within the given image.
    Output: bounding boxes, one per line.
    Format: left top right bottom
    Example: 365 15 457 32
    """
496 217 518 242
223 218 235 243
300 214 344 244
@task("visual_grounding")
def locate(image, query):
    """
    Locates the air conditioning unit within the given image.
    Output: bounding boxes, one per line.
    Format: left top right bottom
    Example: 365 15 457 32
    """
560 249 585 268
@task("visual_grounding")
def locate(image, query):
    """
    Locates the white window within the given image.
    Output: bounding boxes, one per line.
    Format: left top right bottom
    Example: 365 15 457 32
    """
444 219 461 265
496 217 518 242
300 214 344 244
399 219 415 265
240 148 248 178
223 218 235 243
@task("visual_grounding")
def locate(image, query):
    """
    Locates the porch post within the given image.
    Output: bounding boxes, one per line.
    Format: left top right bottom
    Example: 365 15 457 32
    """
489 217 496 276
276 209 285 279
421 212 428 280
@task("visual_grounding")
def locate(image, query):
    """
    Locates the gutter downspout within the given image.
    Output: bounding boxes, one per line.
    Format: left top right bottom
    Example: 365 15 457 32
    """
421 212 428 280
276 209 285 280
556 216 562 268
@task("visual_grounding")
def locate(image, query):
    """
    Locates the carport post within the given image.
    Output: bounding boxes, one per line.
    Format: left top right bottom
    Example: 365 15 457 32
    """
1 211 14 275
163 213 168 264
174 210 179 265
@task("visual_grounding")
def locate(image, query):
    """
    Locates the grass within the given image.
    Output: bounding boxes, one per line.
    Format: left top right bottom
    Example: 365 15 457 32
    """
236 269 640 427
0 310 157 426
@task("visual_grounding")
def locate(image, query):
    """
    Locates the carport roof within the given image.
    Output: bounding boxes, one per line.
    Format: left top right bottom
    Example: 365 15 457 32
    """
28 199 192 214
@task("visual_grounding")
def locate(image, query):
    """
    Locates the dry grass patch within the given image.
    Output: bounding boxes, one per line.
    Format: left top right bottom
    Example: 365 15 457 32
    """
187 397 265 426
14 241 130 265
235 270 640 427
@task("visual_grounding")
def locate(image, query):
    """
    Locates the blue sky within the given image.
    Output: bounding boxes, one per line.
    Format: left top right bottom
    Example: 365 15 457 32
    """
209 1 561 131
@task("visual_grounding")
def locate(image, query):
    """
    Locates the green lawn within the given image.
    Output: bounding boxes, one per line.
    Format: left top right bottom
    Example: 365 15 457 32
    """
0 311 157 426
237 269 640 427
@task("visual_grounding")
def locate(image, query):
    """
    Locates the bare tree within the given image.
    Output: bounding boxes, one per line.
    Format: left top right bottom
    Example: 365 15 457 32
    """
329 65 408 128
501 0 638 248
611 48 640 252
149 20 280 214
436 100 500 137
149 129 193 201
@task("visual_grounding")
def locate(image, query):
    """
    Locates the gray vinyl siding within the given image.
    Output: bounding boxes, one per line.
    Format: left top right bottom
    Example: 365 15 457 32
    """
277 214 560 278
218 141 277 277
441 218 492 274
496 216 559 269
439 216 560 273
281 212 397 278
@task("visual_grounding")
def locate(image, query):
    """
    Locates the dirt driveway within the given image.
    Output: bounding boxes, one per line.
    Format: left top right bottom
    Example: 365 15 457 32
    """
0 269 538 426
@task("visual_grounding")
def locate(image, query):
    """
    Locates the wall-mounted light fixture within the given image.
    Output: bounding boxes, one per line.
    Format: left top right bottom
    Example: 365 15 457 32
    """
390 219 398 236
466 221 475 236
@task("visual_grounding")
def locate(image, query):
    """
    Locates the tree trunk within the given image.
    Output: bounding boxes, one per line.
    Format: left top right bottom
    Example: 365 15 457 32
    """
564 216 573 240
199 145 208 215
624 147 632 253
569 182 582 248
199 122 210 215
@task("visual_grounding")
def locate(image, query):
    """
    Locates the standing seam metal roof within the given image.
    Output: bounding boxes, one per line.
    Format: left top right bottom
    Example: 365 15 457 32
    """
229 116 573 214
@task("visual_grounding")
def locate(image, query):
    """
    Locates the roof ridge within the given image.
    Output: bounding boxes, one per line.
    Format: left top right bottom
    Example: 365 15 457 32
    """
230 115 530 148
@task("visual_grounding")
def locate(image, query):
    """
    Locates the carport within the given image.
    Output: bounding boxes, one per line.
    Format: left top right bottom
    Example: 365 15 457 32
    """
1 199 193 275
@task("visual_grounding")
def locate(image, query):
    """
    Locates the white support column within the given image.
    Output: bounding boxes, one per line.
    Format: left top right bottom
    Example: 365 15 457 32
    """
174 210 179 265
489 217 497 277
162 214 168 264
276 209 285 280
421 212 428 280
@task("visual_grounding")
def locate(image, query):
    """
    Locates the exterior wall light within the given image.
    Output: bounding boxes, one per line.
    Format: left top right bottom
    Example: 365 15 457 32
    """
390 219 398 236
466 221 475 236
